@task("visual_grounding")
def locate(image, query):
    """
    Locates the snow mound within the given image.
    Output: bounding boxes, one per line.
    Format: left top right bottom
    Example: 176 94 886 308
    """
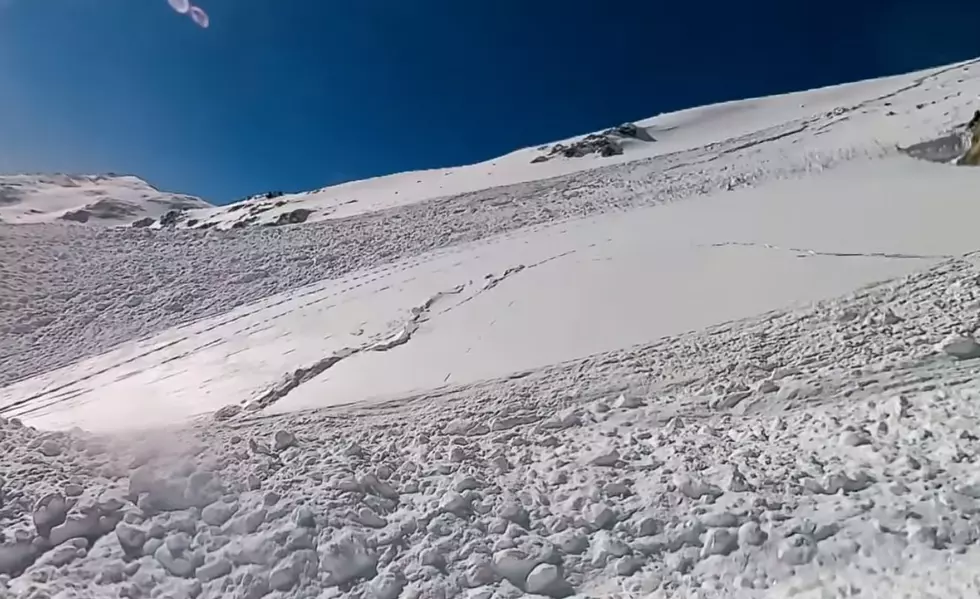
0 174 213 226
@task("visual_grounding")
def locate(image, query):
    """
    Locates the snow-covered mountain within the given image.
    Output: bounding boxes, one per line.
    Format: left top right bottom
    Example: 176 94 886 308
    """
3 58 980 598
0 173 213 225
4 59 965 232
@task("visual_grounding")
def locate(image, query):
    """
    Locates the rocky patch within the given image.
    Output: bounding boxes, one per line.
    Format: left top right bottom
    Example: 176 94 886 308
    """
532 122 656 163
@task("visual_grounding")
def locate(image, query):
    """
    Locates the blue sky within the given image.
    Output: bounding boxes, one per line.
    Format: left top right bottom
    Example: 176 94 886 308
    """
0 0 977 204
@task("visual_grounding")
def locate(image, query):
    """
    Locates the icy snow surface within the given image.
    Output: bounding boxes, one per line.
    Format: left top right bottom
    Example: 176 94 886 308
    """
3 58 980 598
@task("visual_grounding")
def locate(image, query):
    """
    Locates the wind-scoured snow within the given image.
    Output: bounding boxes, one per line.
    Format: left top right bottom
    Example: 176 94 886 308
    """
3 58 980 598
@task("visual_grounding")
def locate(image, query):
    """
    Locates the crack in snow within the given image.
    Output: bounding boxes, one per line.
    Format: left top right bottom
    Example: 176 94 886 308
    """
243 348 359 413
365 285 466 353
242 286 465 413
703 241 955 260
240 256 560 414
4 258 547 422
432 251 574 318
717 124 810 156
239 262 549 414
482 265 526 291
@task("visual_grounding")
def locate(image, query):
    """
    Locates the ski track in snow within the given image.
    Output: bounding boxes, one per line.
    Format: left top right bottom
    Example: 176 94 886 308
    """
3 58 980 598
702 241 954 261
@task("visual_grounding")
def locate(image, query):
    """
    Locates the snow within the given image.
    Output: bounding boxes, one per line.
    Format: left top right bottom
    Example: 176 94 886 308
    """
3 57 980 598
8 156 980 432
176 58 976 229
0 173 212 225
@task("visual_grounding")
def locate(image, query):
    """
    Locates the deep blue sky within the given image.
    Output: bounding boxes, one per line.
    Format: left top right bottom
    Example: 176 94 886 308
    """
0 0 977 204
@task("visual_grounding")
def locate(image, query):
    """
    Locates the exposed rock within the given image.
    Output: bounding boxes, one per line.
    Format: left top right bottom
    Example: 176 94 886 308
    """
293 505 317 528
159 210 182 227
839 430 872 447
602 481 631 497
553 530 589 554
590 450 621 467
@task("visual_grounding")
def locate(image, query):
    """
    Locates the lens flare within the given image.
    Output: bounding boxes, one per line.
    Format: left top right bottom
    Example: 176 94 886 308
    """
189 5 210 28
167 0 190 14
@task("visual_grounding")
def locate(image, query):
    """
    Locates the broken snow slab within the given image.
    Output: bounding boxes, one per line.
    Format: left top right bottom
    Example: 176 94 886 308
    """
899 132 970 164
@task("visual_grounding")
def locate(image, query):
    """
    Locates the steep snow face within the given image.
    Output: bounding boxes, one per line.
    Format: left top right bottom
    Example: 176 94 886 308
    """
0 174 213 225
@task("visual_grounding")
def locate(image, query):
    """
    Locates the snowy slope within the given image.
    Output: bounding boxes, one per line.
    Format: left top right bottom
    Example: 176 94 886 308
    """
182 59 972 229
0 173 213 225
3 57 977 392
8 155 980 431
3 58 980 599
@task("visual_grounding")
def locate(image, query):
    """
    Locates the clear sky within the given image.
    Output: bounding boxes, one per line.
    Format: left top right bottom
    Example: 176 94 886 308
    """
1 0 977 204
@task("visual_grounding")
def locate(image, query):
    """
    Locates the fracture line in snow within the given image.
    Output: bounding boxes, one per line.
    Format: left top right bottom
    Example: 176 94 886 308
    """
365 285 466 353
718 124 810 156
239 265 533 414
244 348 359 413
434 251 576 318
703 241 954 260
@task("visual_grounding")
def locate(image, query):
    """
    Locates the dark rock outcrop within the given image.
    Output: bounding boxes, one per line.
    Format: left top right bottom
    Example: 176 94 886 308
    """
159 210 182 227
531 122 653 163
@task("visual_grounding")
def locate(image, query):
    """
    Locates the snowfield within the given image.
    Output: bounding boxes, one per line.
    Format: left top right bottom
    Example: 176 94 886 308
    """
2 58 980 598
